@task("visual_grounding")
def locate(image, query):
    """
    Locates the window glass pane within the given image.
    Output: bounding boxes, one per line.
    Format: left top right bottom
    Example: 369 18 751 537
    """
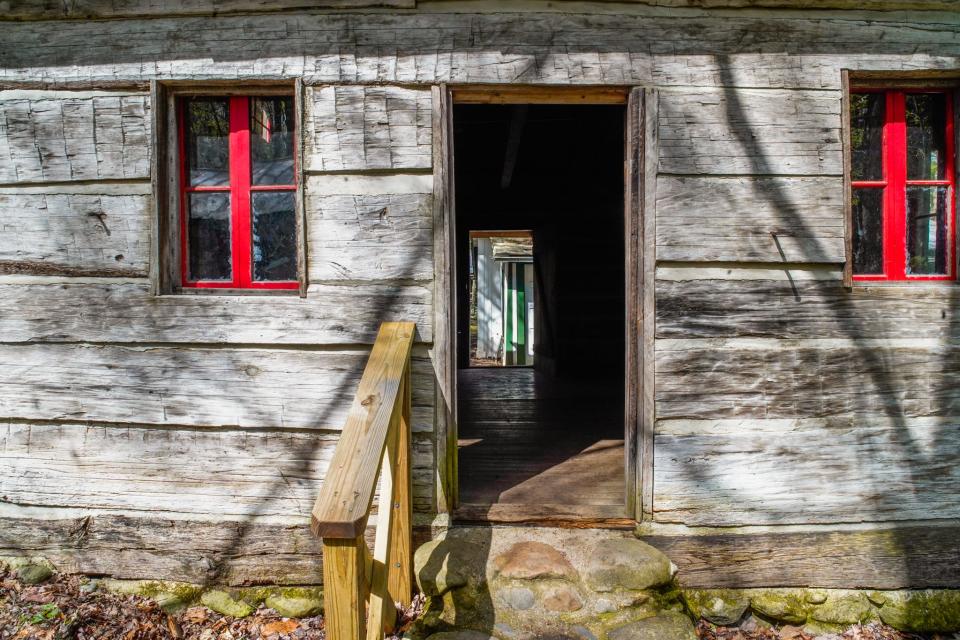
906 186 949 275
188 192 232 281
906 93 948 180
852 187 884 274
185 98 230 187
851 93 885 181
252 191 297 281
250 96 295 186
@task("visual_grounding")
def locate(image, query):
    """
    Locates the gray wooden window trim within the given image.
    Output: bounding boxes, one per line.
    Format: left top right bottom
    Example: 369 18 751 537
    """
150 80 307 296
841 70 854 289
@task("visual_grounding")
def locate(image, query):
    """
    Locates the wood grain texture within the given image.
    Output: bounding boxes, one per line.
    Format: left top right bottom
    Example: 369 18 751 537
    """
431 85 456 514
658 88 842 176
306 191 433 283
387 364 413 607
655 339 960 420
312 322 414 538
653 416 960 525
0 510 438 586
0 92 150 184
305 86 432 172
0 344 435 431
656 279 960 340
0 191 150 275
0 422 435 517
640 87 658 519
1 13 958 89
322 535 369 640
0 512 328 586
3 0 414 20
0 281 433 344
655 176 845 263
5 0 958 20
645 524 960 589
624 87 642 519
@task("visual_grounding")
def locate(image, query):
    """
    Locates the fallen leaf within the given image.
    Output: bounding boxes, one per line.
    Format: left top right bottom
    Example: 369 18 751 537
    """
262 619 300 636
167 614 184 638
780 625 805 639
183 606 210 624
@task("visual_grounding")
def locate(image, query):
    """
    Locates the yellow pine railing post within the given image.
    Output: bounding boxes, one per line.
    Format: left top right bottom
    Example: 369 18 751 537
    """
311 322 416 640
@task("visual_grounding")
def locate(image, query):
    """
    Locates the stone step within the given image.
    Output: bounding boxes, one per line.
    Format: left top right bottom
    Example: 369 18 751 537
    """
411 526 696 640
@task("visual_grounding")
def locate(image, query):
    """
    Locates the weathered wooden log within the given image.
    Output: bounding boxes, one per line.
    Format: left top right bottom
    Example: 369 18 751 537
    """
656 176 844 262
654 416 960 525
0 92 150 184
0 281 433 344
1 14 957 89
306 86 432 172
0 422 435 517
0 344 436 431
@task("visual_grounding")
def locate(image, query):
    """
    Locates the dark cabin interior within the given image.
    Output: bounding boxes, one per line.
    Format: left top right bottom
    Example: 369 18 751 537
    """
453 104 627 517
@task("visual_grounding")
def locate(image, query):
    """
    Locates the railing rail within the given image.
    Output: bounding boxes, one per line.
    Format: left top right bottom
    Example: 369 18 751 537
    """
311 321 416 640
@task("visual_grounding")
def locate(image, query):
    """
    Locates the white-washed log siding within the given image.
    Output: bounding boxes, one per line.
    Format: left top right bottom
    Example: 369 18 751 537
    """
655 339 960 421
657 88 843 176
0 282 433 344
655 176 845 263
306 86 432 172
653 417 960 526
656 279 960 341
0 92 150 184
1 13 958 89
0 190 150 275
0 422 435 517
306 190 434 283
0 344 435 432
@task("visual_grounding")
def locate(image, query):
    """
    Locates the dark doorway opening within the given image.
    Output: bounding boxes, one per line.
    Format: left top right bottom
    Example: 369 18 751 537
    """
453 103 627 520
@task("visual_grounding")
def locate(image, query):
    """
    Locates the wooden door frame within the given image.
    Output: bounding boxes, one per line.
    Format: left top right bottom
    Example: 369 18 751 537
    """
431 84 655 521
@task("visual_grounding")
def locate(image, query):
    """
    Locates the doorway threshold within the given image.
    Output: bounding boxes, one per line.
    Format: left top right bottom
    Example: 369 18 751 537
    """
454 502 634 529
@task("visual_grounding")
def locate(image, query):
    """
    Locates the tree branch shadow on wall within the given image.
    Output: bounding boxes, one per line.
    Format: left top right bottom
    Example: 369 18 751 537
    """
0 201 438 602
648 56 959 592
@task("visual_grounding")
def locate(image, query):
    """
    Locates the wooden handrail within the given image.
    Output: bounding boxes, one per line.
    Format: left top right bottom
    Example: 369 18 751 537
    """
311 321 415 640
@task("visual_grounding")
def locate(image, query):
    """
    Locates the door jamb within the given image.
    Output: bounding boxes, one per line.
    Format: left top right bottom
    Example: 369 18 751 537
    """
431 84 652 521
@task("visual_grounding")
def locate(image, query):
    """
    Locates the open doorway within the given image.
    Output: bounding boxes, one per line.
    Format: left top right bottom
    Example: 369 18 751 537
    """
469 231 535 367
453 101 628 520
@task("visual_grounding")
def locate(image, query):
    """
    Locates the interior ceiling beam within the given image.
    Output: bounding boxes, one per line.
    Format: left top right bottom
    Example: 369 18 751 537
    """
501 105 528 190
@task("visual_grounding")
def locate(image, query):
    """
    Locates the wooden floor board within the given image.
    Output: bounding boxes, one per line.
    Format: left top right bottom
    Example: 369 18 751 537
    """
457 367 625 517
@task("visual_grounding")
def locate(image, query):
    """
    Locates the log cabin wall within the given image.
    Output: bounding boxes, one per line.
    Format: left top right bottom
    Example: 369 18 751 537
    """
1 1 959 588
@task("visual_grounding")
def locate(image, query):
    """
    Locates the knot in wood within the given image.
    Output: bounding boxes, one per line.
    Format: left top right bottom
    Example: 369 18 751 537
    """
360 394 376 407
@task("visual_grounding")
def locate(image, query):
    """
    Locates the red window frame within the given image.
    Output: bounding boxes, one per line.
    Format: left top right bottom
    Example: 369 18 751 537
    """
178 95 299 290
851 88 956 282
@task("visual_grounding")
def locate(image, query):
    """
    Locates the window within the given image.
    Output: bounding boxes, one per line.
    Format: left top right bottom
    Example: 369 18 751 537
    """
849 88 956 282
178 95 299 290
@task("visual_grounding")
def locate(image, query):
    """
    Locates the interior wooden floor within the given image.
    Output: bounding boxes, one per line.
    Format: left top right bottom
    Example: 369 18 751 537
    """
456 367 626 523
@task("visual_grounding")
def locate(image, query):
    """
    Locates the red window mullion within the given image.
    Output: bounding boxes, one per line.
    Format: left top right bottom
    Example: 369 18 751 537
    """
229 96 253 289
883 90 907 279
